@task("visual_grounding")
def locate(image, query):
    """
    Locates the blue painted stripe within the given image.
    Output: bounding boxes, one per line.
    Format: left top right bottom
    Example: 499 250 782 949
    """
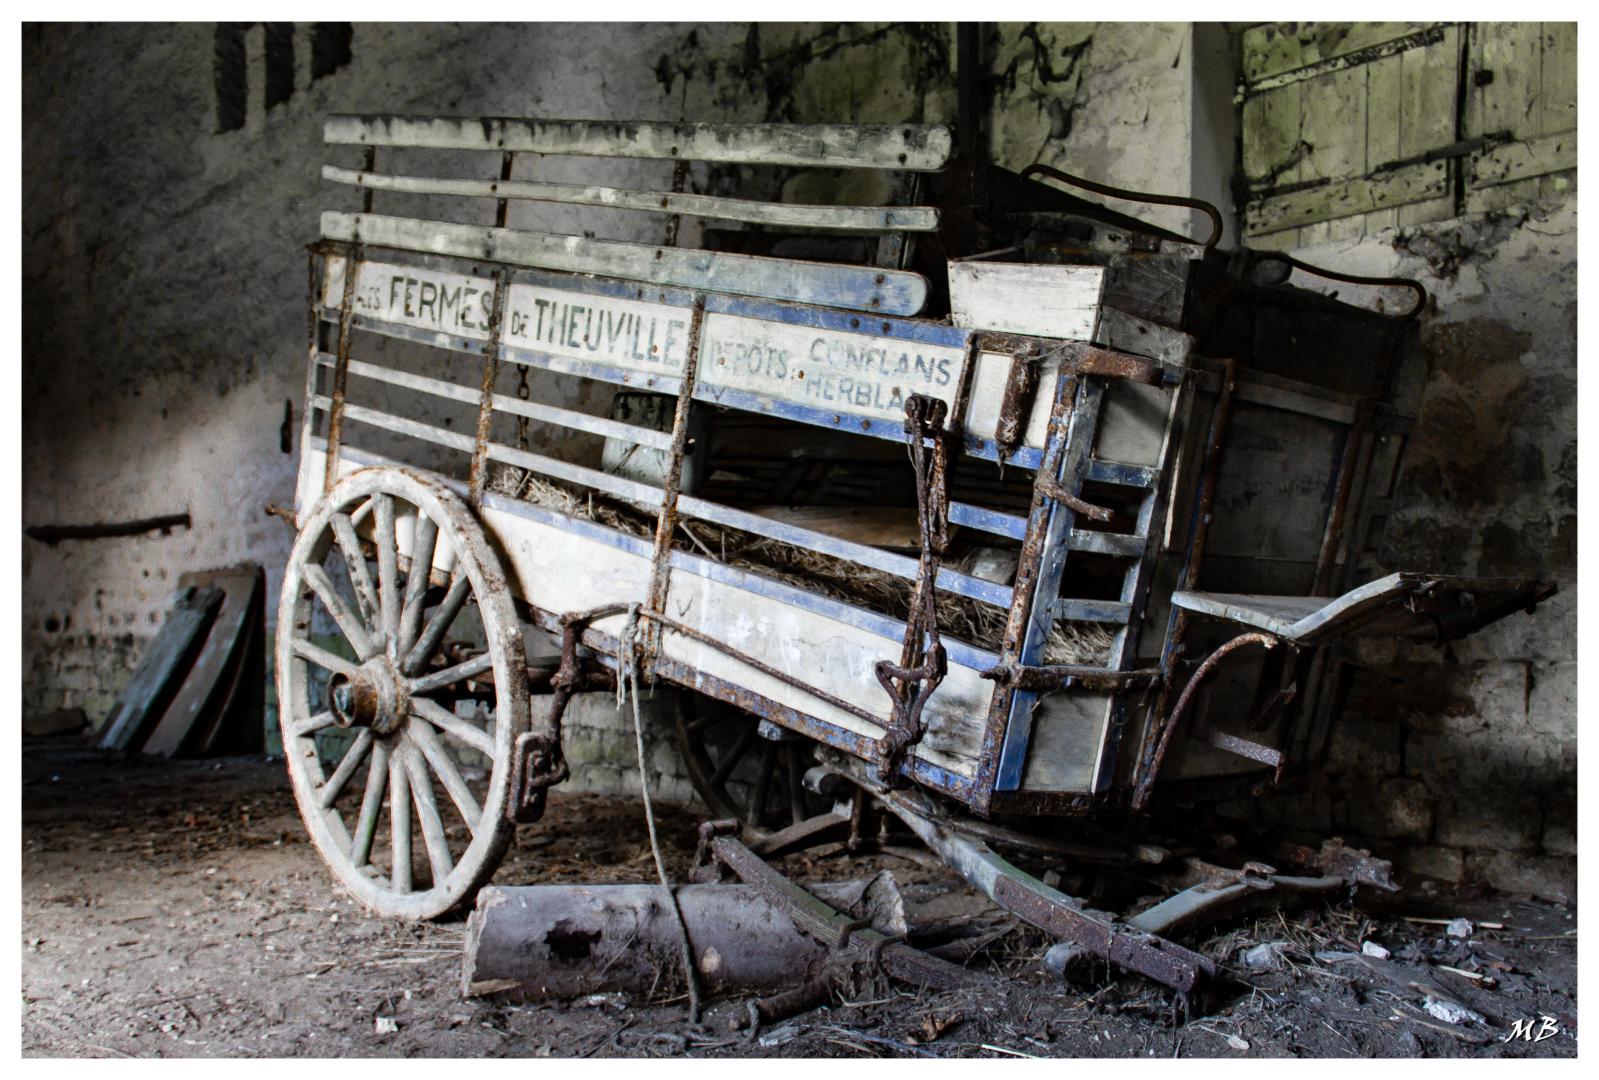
1055 598 1134 623
498 341 685 397
1086 459 1158 488
704 292 971 350
692 384 915 444
1067 530 1146 558
996 377 1108 792
949 501 1028 540
676 493 1014 609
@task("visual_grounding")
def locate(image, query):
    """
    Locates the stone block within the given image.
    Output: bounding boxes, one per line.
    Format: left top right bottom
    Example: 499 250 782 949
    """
1347 778 1434 842
1540 784 1577 856
1435 787 1540 852
1325 716 1402 776
1526 661 1576 738
1463 850 1575 904
1393 844 1464 883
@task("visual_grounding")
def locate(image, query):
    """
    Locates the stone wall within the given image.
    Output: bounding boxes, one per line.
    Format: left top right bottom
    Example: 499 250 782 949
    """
1245 200 1578 901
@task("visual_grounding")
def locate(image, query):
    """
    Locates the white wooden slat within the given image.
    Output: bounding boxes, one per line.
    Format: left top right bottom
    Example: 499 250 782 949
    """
322 165 939 232
947 260 1105 339
324 116 955 172
321 212 928 316
319 354 675 451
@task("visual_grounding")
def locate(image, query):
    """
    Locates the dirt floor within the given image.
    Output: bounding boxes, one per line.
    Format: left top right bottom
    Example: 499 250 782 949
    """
21 740 1578 1058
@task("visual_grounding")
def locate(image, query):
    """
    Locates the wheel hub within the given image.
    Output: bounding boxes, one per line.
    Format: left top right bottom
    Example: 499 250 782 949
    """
328 656 409 735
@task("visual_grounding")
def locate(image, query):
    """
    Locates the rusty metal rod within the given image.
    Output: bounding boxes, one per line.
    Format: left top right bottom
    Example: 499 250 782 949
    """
1141 631 1280 801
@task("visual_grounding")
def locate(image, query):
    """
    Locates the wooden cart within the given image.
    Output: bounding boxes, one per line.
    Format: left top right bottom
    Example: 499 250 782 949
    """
278 115 1552 996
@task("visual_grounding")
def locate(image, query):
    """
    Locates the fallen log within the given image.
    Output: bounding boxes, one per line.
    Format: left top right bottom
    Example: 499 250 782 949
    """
461 879 904 1000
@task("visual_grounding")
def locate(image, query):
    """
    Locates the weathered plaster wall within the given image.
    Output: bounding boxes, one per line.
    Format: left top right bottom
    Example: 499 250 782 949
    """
23 20 1200 728
1235 199 1578 901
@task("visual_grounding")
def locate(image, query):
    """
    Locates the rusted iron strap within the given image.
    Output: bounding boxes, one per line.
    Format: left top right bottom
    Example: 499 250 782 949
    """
1313 401 1371 595
989 874 1212 995
975 334 1165 387
510 603 628 823
322 241 364 492
705 830 980 992
994 352 1037 458
1133 357 1238 810
980 662 1161 692
876 394 951 784
469 269 511 506
971 369 1080 806
643 609 883 729
642 298 707 664
1035 478 1114 522
1135 631 1279 811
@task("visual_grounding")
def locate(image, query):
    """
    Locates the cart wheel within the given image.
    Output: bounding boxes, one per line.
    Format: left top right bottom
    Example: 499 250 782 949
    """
277 467 528 919
676 697 824 832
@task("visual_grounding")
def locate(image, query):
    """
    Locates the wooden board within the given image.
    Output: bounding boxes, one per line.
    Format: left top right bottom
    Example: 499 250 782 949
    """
695 309 966 424
323 213 928 316
98 587 223 751
1171 573 1546 645
322 165 940 232
324 116 955 172
947 260 1104 339
140 568 263 757
323 254 979 444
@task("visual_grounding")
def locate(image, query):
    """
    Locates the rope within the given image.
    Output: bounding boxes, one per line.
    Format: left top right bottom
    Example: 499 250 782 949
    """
617 604 702 1023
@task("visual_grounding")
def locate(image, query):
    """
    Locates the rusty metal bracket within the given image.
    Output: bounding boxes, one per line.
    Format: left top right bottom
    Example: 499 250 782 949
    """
509 604 628 823
1134 631 1281 811
980 662 1162 693
1134 357 1239 810
322 241 364 493
874 394 951 785
469 269 511 506
641 298 707 668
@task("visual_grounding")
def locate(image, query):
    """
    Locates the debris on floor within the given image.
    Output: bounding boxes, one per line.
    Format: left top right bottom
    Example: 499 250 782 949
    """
20 748 1578 1058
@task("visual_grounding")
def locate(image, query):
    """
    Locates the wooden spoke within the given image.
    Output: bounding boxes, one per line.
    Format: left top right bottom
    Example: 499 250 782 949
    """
750 740 778 829
677 695 823 834
410 696 495 758
330 511 380 626
410 718 482 831
302 563 377 661
318 730 374 809
403 740 455 887
281 466 526 918
787 745 806 826
401 573 471 676
398 513 439 654
409 652 494 696
350 738 390 867
389 748 413 893
710 726 756 788
374 493 401 652
287 708 338 738
290 638 358 679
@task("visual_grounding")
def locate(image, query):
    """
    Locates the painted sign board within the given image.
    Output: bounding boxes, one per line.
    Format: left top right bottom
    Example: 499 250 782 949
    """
323 254 982 429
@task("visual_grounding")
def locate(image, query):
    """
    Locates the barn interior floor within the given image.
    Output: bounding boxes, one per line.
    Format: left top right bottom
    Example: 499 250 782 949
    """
21 740 1577 1058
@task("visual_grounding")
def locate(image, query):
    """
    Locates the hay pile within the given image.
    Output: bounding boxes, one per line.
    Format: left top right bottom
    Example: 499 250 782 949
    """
491 466 1113 665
